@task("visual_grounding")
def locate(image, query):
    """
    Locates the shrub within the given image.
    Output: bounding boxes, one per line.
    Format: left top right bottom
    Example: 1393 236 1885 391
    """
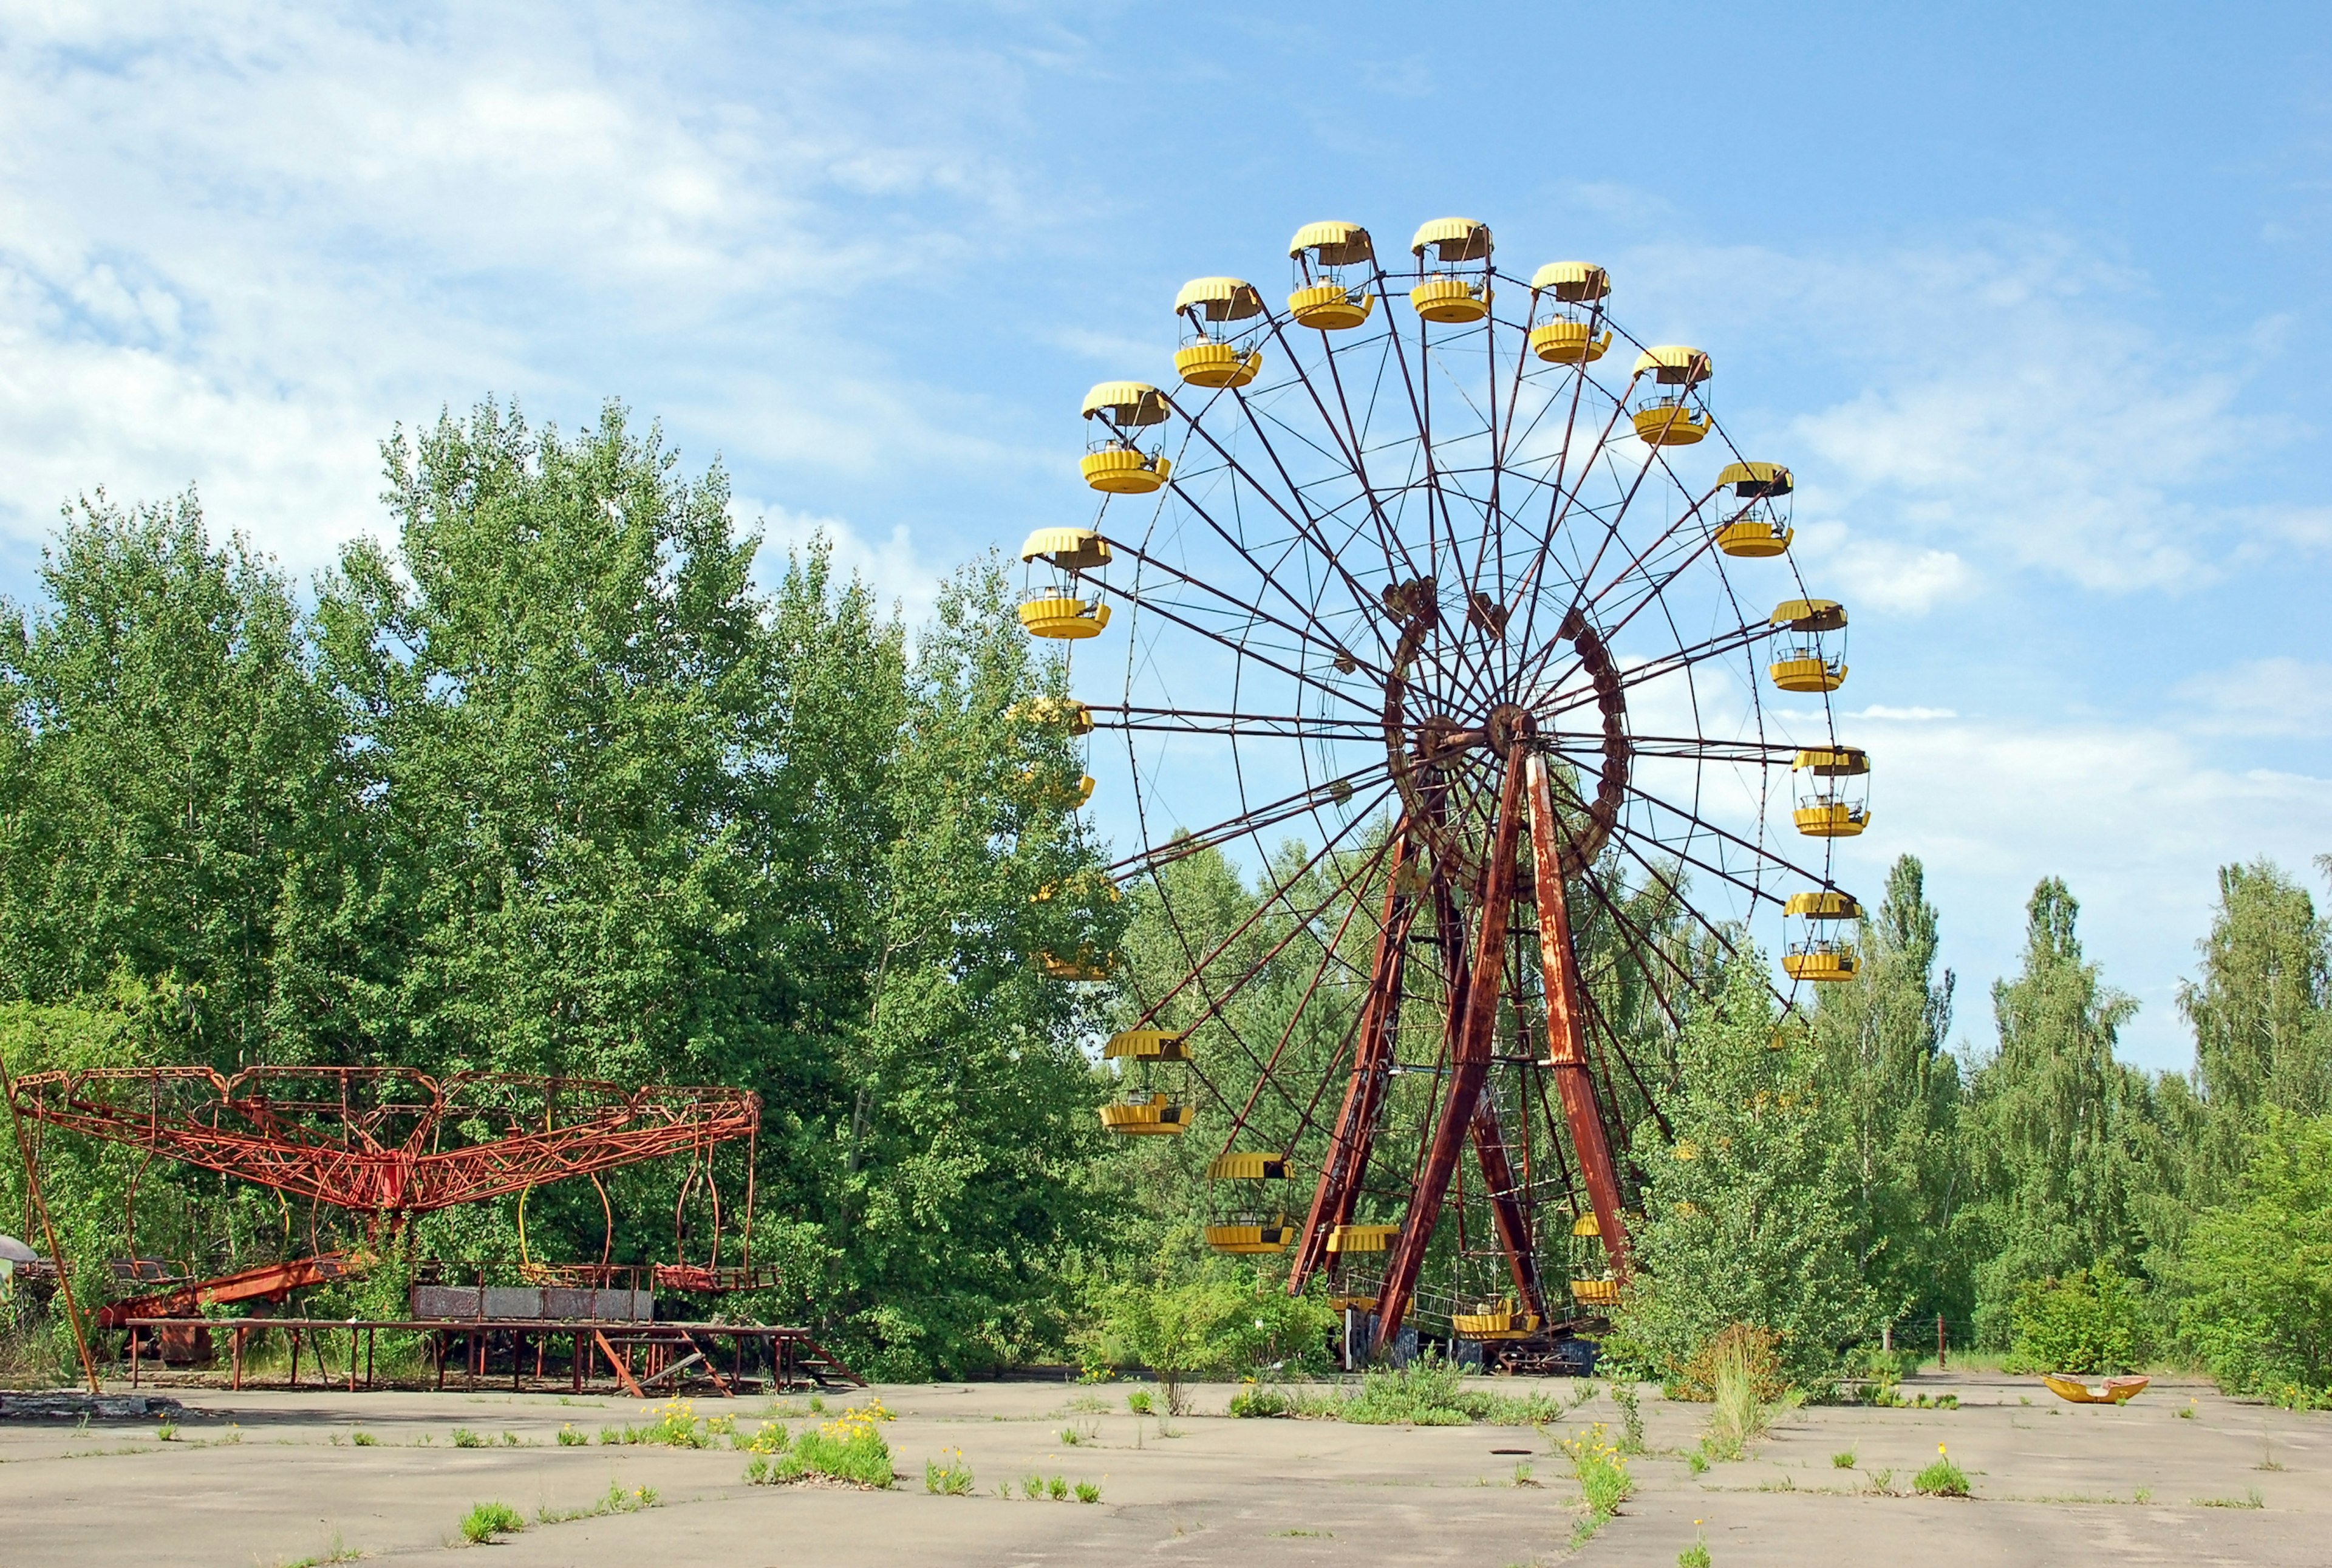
1291 1353 1567 1427
1913 1445 1969 1498
1672 1324 1787 1405
1227 1383 1290 1419
460 1502 524 1543
1703 1329 1787 1460
1079 1261 1338 1413
2004 1264 2146 1374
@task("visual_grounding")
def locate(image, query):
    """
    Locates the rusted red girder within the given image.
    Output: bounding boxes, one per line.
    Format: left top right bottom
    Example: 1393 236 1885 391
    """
96 1252 355 1329
9 1066 759 1219
1526 754 1634 1284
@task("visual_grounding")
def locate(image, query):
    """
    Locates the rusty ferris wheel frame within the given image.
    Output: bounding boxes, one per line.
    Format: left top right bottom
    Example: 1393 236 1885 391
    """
1023 217 1869 1358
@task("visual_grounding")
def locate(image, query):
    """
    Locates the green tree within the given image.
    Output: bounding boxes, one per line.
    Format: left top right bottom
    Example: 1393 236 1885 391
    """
1812 855 1964 1333
1611 955 1879 1389
0 492 358 1063
2178 860 2332 1199
2171 1111 2332 1403
1960 878 2167 1345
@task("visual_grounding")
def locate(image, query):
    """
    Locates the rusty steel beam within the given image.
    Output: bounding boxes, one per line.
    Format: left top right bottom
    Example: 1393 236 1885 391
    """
1525 754 1633 1284
1370 745 1528 1356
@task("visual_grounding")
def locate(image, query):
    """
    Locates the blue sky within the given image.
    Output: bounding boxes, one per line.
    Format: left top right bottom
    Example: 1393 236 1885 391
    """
1 2 2327 1069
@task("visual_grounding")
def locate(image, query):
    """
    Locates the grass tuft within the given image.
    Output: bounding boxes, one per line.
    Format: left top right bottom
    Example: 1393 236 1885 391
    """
459 1502 523 1544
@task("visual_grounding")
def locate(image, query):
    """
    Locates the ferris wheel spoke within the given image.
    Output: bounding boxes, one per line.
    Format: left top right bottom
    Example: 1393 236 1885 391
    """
1531 614 1768 722
1088 704 1385 741
1133 819 1401 1122
1108 768 1397 881
1098 535 1382 685
1215 858 1384 1152
1095 565 1379 718
1265 312 1429 588
1609 774 1838 890
1164 390 1402 661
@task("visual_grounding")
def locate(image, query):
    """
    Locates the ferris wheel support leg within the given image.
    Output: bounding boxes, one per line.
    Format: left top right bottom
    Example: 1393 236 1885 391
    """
1371 752 1529 1360
1289 833 1416 1294
1524 755 1635 1287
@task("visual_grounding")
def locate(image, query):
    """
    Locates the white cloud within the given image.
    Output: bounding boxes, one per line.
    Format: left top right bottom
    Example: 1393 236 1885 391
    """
746 500 945 632
1826 711 2332 1070
2171 657 2332 738
1620 236 2311 600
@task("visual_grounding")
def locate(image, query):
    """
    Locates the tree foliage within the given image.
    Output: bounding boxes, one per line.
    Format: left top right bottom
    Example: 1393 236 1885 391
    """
1610 956 1879 1388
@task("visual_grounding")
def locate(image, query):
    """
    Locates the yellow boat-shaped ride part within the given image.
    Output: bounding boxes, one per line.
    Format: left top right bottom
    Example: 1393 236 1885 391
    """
1570 1278 1620 1308
1104 1028 1190 1061
1207 1151 1290 1181
2041 1373 2150 1405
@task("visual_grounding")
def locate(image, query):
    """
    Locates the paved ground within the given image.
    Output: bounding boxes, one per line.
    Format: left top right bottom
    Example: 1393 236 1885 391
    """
0 1371 2323 1566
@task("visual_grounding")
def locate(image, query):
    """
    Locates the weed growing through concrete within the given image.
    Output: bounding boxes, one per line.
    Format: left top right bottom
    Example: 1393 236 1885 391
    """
744 1402 893 1488
1913 1445 1969 1498
1677 1519 1712 1568
1125 1389 1154 1416
155 1423 179 1442
450 1428 483 1449
1608 1381 1647 1454
2177 1400 2197 1420
459 1502 524 1544
350 1431 376 1447
1561 1422 1634 1546
1021 1472 1045 1499
1074 1480 1103 1504
1047 1475 1069 1500
535 1479 659 1525
1831 1450 1856 1469
2195 1490 2265 1509
1685 1447 1709 1476
1512 1461 1537 1487
1865 1468 1895 1496
556 1424 584 1447
923 1448 975 1495
2133 1487 2153 1504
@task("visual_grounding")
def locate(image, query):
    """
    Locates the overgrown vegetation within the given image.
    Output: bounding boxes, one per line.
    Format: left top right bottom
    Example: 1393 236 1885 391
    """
1 400 2327 1402
459 1502 524 1544
1286 1355 1566 1427
1560 1422 1633 1544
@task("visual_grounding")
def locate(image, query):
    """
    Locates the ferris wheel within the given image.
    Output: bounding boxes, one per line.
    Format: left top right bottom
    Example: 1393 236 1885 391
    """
1017 216 1870 1357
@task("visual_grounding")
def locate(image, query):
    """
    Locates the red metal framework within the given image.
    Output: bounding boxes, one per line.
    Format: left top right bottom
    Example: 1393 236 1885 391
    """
9 1066 759 1232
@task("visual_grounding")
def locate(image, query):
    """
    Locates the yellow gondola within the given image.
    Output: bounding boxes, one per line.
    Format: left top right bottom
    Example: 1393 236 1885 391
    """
1769 597 1848 692
1410 217 1492 323
1079 381 1173 494
1204 1148 1292 1254
1287 221 1376 329
1326 1223 1397 1253
1631 346 1711 446
1018 526 1113 639
1173 276 1266 389
1099 1092 1192 1135
1783 888 1863 982
1527 262 1612 364
1450 1300 1543 1340
1714 462 1793 556
1792 746 1870 837
1038 949 1115 981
